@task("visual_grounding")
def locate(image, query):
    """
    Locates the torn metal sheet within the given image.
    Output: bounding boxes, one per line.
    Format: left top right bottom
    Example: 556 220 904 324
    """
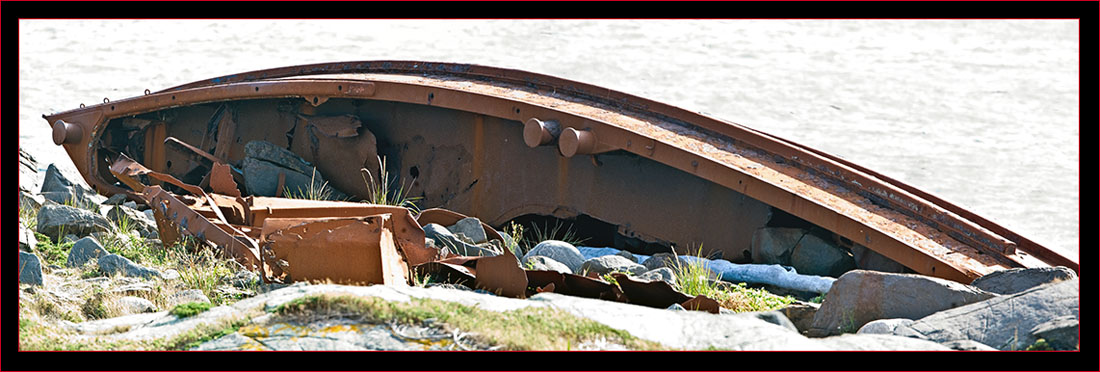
245 198 436 266
410 249 528 298
680 295 721 314
262 214 409 285
611 273 720 313
109 153 206 196
472 248 527 298
142 185 262 270
289 113 380 199
524 270 626 303
209 162 243 198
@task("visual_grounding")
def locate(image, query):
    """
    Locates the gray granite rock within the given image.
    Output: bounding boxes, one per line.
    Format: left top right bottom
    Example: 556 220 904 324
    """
98 254 162 280
750 227 803 265
850 244 909 273
809 270 997 337
118 296 157 314
67 236 110 267
580 255 646 276
20 251 44 286
424 223 498 257
970 266 1077 295
940 339 998 351
36 204 113 241
789 232 855 277
105 204 158 238
752 311 800 333
447 217 488 245
167 289 212 308
103 193 129 205
523 255 573 274
20 149 41 194
1029 315 1079 350
635 267 676 284
19 223 37 252
523 240 585 273
889 279 1078 351
856 318 914 335
780 302 821 334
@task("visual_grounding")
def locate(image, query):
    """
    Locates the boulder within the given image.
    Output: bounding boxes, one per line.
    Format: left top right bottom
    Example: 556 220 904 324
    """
40 190 85 207
940 339 998 351
849 244 908 273
523 240 585 273
814 333 951 350
103 193 129 205
40 164 103 206
523 255 573 274
423 223 498 257
642 252 686 271
36 204 113 241
243 140 316 176
635 267 676 285
1029 315 1078 350
19 251 44 286
750 227 802 265
41 163 78 194
752 311 800 333
616 250 638 263
118 296 157 314
855 318 913 335
788 232 855 277
98 254 162 280
808 270 997 337
19 223 37 252
780 302 821 334
227 270 261 288
105 204 159 238
969 266 1077 295
167 289 212 308
240 141 349 200
888 279 1078 351
20 190 44 212
20 148 41 193
446 217 488 245
579 255 646 276
67 236 110 267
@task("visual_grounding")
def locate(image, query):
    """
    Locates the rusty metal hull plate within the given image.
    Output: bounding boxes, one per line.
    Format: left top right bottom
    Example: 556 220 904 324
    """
42 60 1077 283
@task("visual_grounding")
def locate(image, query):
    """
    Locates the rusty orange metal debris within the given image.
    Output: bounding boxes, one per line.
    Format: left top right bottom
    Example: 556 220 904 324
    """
44 61 1076 297
263 215 409 285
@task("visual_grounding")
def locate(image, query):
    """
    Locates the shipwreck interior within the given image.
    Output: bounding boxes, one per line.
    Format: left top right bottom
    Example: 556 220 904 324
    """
91 96 911 280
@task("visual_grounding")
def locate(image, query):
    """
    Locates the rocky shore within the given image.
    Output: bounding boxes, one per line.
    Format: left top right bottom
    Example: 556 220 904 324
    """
18 147 1079 351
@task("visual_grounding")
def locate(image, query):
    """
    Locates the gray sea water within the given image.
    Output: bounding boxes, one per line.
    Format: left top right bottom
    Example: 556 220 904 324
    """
18 20 1079 261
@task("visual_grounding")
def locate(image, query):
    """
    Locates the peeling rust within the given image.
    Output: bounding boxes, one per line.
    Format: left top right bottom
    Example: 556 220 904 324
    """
45 60 1076 288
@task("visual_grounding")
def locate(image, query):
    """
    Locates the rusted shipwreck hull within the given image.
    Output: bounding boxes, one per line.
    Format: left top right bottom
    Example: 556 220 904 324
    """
44 60 1077 285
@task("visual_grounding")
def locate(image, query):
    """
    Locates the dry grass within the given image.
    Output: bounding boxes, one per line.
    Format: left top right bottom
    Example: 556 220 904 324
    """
274 294 668 351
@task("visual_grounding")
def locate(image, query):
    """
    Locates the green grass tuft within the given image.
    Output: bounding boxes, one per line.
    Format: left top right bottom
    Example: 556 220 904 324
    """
170 302 212 318
283 168 341 201
33 232 73 267
360 156 422 213
523 220 588 250
671 245 795 312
